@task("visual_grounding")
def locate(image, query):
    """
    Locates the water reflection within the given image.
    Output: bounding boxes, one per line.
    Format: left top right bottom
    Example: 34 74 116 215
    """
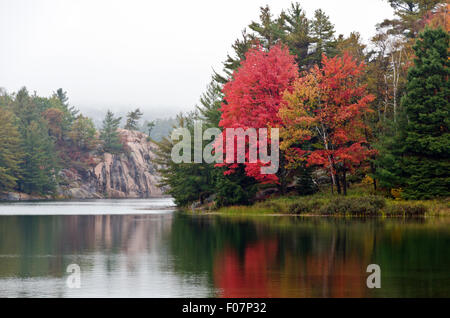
170 215 450 298
0 204 449 298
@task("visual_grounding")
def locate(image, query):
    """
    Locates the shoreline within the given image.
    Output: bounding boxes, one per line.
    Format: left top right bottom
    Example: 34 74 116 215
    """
184 209 450 218
0 192 172 203
182 186 450 218
188 211 450 218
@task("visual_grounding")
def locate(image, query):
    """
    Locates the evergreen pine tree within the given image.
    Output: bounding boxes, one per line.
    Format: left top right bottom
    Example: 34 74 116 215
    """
214 30 254 84
309 9 336 65
8 88 60 195
401 27 449 198
19 120 59 194
214 165 257 207
281 2 311 69
0 109 23 191
153 113 215 206
383 0 443 38
377 27 449 199
248 5 285 49
196 79 223 128
100 110 123 153
13 87 39 127
54 88 79 126
147 121 155 138
124 108 143 130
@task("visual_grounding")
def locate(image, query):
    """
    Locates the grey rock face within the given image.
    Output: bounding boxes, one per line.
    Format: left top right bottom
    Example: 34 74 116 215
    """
0 192 48 201
58 129 164 199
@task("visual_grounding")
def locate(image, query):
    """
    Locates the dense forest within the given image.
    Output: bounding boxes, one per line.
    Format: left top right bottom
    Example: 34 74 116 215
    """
154 0 449 207
0 85 163 195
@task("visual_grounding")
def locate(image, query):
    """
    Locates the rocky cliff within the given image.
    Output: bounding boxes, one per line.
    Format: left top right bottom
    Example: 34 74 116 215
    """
57 129 164 199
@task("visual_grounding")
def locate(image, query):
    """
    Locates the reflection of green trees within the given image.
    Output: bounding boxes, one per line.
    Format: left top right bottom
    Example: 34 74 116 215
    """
169 213 260 276
0 216 64 277
369 223 450 297
169 215 450 297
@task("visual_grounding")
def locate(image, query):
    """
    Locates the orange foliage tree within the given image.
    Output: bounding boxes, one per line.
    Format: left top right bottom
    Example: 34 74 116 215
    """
279 53 376 195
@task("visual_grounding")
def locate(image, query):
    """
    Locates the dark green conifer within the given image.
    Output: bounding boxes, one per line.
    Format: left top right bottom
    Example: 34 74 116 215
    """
0 109 23 191
100 110 123 153
377 27 449 199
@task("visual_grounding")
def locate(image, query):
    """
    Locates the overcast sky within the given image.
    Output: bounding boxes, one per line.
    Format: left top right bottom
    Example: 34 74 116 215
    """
0 0 395 119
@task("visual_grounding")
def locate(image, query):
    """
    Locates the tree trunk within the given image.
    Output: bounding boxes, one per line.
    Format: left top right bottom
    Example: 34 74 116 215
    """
330 175 334 195
277 157 288 194
342 171 347 196
370 162 377 191
335 172 341 195
279 176 287 195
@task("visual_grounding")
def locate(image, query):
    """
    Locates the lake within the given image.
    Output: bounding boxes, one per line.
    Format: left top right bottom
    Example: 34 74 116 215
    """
0 198 449 297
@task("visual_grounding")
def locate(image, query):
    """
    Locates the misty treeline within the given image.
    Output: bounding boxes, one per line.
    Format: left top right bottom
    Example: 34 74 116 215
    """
154 0 449 207
0 87 171 195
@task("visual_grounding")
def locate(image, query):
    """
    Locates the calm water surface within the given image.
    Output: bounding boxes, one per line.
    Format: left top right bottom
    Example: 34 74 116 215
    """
0 199 449 298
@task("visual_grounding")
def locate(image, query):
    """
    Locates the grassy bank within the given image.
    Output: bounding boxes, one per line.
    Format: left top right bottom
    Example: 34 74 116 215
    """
214 184 450 217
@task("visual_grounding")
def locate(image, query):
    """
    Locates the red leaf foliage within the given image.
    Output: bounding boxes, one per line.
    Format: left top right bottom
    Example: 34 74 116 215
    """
218 44 298 183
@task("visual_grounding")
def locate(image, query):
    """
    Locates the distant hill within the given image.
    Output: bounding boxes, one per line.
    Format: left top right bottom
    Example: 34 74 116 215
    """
139 117 177 142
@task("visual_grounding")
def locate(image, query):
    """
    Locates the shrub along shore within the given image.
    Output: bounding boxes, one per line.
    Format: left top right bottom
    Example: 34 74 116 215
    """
198 184 450 217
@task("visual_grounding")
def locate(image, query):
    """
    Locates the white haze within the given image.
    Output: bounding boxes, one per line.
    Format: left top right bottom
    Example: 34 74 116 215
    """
0 0 394 120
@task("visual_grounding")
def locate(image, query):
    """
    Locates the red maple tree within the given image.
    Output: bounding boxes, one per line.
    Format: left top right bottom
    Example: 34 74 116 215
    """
218 44 298 183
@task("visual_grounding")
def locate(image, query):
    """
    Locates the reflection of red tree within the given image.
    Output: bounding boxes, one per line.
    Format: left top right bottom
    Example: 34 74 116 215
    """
213 240 278 298
214 239 369 298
